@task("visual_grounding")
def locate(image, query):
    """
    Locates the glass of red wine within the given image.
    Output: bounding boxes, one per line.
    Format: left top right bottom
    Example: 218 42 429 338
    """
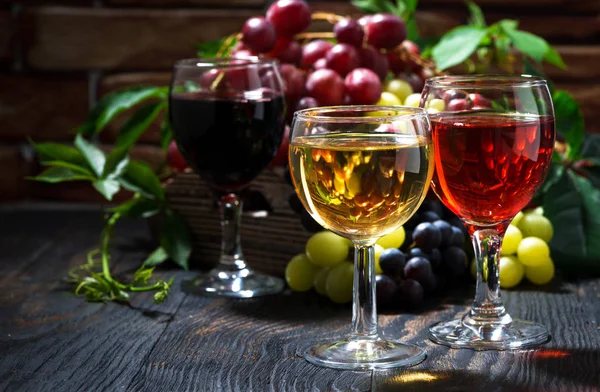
421 75 555 350
169 57 286 297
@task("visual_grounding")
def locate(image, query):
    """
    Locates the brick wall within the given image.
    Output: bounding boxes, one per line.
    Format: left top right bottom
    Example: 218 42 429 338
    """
1 0 599 201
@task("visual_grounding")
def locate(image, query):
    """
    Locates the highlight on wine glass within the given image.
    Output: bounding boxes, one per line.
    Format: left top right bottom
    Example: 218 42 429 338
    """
421 75 555 350
168 57 286 298
289 106 434 370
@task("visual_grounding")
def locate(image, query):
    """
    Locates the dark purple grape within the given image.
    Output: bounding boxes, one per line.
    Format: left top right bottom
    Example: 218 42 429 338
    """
300 210 322 232
420 199 444 216
288 193 304 214
408 247 427 260
451 226 466 247
404 257 434 292
412 222 442 250
421 211 441 223
442 89 467 103
379 248 406 276
376 274 398 307
334 18 365 47
433 220 453 248
296 96 319 111
442 246 468 276
395 279 424 310
427 248 442 269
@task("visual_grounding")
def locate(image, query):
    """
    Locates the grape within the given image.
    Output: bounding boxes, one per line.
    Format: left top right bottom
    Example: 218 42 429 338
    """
313 58 327 70
288 193 304 214
296 96 319 111
413 222 442 250
384 79 413 103
358 45 389 81
377 92 402 106
266 0 311 36
300 210 323 233
268 37 303 66
334 18 365 47
468 93 491 108
517 237 550 267
326 262 354 304
402 40 421 56
511 211 524 227
387 52 406 74
313 267 330 296
306 231 349 267
498 255 524 289
374 244 385 274
200 69 222 88
231 49 256 60
427 248 442 269
358 15 373 27
365 13 407 49
518 213 554 243
447 98 471 111
470 258 477 279
376 275 398 307
442 89 467 103
404 257 434 291
241 17 277 54
285 254 320 291
301 40 333 69
408 247 427 260
345 68 382 105
451 226 465 247
421 211 441 223
501 224 523 255
379 248 406 276
524 257 555 285
397 72 424 94
305 69 345 106
428 98 445 112
167 141 188 172
280 64 306 99
325 44 360 77
396 279 424 310
531 206 544 215
404 93 422 107
442 246 467 276
377 226 406 249
432 220 453 247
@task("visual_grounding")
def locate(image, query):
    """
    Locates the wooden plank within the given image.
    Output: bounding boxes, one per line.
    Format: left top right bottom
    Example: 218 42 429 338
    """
546 46 600 81
105 0 265 7
0 11 12 63
0 146 35 200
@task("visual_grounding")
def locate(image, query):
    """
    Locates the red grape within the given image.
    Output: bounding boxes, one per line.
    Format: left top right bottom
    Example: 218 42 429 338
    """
200 69 222 88
365 14 407 49
231 49 256 59
344 68 382 105
419 67 436 84
359 45 389 81
266 0 311 36
387 52 406 73
167 141 188 172
402 40 421 56
313 58 327 70
268 37 303 66
447 98 471 111
305 69 345 106
325 43 360 77
334 18 364 47
358 15 373 27
442 89 467 103
280 64 306 99
241 17 277 54
469 93 491 108
296 96 319 111
397 72 424 93
301 39 333 69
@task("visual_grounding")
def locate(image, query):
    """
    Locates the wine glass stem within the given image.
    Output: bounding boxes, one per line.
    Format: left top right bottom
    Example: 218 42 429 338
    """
218 193 247 271
470 226 511 324
351 244 379 340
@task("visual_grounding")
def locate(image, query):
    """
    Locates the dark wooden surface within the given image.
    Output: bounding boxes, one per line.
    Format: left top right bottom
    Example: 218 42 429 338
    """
0 208 598 392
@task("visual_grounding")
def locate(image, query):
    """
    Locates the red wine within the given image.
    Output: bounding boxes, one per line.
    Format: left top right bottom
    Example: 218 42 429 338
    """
431 113 555 225
170 90 285 192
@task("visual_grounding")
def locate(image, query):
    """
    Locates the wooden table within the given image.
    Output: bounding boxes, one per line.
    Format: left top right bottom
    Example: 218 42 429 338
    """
1 208 598 391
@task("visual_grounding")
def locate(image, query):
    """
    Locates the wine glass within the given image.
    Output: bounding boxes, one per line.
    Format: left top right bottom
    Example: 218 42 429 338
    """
169 57 286 298
289 106 433 369
421 75 555 350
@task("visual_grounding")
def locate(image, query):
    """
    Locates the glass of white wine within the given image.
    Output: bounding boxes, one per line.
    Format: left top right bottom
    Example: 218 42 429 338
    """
289 106 434 370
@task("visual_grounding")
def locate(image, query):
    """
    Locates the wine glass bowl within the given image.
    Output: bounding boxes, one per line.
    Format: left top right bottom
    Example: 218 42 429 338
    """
421 75 555 350
289 106 433 369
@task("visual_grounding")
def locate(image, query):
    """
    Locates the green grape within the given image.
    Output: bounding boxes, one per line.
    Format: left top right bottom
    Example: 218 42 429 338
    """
285 254 320 292
374 244 384 274
306 231 349 267
313 267 331 296
501 225 523 255
377 91 402 106
511 211 524 227
531 206 544 215
326 262 354 304
404 93 422 108
517 237 550 267
499 255 525 289
525 257 555 285
470 258 477 280
427 98 445 111
376 226 406 249
518 213 554 243
384 79 413 103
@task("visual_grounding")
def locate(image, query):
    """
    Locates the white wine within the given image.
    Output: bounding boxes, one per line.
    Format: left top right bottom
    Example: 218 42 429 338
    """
290 133 434 241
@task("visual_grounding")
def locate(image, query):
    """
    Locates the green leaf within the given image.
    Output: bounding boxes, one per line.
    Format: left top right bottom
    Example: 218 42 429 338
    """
466 0 486 28
553 90 585 161
31 141 87 167
544 45 567 70
28 166 94 183
497 19 518 32
160 115 173 150
575 158 600 189
133 266 155 285
41 161 94 177
79 86 168 136
351 0 381 14
93 179 120 201
119 160 165 200
110 196 162 219
196 36 238 58
406 17 419 41
102 147 129 180
115 101 166 151
160 209 191 271
143 247 169 267
431 26 488 70
504 28 548 63
581 134 600 158
404 0 418 12
74 134 106 177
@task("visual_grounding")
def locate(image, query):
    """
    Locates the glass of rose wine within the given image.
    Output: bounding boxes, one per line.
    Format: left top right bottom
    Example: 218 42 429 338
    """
289 106 434 369
169 57 286 297
421 75 555 350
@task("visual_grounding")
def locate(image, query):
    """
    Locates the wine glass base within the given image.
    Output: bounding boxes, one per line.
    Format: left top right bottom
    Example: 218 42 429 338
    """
304 338 426 370
184 268 284 298
429 318 549 351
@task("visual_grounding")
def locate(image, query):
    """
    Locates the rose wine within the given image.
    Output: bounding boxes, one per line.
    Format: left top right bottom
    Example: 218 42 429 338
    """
290 133 433 239
431 112 555 225
170 90 285 192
